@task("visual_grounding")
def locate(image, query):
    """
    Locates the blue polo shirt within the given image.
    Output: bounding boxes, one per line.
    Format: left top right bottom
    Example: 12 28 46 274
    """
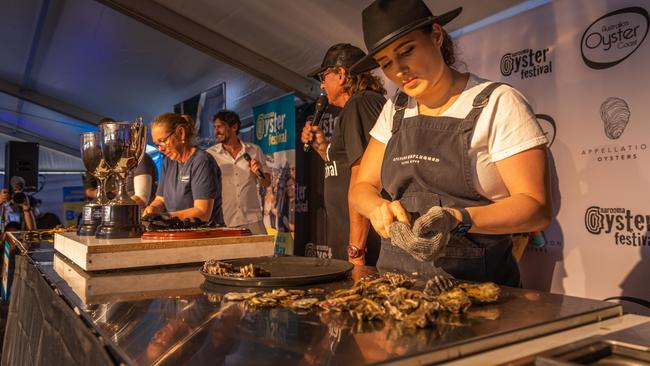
156 149 224 225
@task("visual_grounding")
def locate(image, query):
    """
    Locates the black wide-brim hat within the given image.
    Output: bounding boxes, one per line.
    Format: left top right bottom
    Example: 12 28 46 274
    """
307 43 379 79
350 0 462 74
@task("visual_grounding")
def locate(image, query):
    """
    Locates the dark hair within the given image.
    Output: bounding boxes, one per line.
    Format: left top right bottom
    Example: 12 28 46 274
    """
152 113 196 144
341 69 386 96
3 222 21 232
421 25 456 67
99 117 116 124
213 110 241 135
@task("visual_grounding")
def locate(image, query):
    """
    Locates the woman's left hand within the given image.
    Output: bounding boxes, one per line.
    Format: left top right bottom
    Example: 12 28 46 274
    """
412 206 458 236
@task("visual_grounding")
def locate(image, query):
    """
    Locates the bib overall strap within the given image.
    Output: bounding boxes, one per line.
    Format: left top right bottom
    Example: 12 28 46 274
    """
390 91 410 134
464 82 507 127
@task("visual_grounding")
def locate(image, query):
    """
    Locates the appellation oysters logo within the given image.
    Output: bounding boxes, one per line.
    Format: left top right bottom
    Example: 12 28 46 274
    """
600 97 631 139
581 96 647 162
581 7 649 70
585 206 650 247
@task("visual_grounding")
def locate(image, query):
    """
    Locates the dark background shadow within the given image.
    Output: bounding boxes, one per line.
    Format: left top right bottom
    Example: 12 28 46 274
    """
605 233 650 315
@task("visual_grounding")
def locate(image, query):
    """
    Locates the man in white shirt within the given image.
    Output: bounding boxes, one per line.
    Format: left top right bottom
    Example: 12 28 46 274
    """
206 110 271 234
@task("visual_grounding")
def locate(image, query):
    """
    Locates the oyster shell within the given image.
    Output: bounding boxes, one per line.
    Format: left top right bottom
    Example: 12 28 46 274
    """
223 292 259 301
436 288 471 314
458 282 500 303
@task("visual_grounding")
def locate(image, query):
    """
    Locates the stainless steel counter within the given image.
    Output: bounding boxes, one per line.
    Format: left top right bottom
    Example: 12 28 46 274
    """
8 233 624 365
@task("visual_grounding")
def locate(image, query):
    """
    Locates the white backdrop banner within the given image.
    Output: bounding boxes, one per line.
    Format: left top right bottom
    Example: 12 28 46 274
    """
456 0 650 312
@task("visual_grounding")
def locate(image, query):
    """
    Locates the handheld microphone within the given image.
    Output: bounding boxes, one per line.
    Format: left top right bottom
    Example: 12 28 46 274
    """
303 94 329 152
242 152 266 180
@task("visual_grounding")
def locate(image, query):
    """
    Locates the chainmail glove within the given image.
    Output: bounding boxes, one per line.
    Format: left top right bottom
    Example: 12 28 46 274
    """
412 206 458 238
389 221 449 262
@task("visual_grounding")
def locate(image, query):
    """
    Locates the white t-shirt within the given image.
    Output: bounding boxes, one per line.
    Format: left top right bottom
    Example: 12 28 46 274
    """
370 74 547 201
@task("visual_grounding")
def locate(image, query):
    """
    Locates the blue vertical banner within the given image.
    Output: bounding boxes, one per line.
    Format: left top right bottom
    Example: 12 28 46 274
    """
253 94 296 255
254 94 296 153
62 186 85 227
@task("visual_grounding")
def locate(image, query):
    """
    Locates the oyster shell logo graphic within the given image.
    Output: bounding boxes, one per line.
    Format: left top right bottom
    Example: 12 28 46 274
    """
255 113 266 141
600 97 630 139
581 7 649 70
500 53 514 76
585 206 604 234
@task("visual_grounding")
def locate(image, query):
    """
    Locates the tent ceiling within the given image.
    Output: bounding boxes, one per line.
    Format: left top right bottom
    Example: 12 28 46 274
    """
154 0 527 77
0 0 527 164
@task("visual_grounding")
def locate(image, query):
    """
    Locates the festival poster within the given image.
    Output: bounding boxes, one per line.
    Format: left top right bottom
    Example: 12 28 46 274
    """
456 0 650 314
253 93 296 255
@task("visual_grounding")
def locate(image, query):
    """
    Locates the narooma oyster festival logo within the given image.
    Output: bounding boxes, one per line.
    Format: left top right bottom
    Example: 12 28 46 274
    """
581 7 649 70
585 206 650 246
500 47 553 79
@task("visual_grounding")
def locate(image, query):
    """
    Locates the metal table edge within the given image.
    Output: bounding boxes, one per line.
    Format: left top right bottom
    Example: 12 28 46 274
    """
378 304 623 366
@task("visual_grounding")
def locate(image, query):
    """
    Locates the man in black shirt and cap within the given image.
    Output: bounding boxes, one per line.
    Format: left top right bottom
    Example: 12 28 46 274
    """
301 44 386 265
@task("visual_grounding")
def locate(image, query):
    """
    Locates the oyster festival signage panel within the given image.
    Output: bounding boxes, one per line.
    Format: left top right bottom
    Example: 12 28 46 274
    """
253 93 297 255
457 0 650 314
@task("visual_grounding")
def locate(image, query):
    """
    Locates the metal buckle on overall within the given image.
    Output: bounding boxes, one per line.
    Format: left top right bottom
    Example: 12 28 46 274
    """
394 90 409 111
472 95 489 109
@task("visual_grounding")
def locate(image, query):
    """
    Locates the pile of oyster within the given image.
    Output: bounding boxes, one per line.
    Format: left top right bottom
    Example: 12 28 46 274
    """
221 272 500 328
202 260 270 278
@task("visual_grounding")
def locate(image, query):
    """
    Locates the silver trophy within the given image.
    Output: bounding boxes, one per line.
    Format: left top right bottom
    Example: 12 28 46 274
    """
78 132 112 236
95 119 147 239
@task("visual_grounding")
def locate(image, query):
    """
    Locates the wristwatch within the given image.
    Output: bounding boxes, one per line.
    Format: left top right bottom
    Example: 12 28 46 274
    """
347 245 367 259
452 207 472 236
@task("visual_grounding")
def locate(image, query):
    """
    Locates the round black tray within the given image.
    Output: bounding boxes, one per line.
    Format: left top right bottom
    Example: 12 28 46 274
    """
200 256 354 287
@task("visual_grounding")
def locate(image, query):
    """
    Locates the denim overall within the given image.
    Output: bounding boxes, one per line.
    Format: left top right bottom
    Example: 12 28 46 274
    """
377 83 520 286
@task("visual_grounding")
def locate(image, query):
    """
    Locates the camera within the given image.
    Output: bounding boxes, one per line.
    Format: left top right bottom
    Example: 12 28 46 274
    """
12 191 27 205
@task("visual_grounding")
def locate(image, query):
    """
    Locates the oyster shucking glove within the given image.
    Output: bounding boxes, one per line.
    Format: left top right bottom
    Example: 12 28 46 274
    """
412 206 458 238
388 206 458 262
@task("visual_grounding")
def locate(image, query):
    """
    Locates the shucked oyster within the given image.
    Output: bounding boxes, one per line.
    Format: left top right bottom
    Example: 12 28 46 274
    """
290 298 319 310
436 288 471 314
458 282 500 304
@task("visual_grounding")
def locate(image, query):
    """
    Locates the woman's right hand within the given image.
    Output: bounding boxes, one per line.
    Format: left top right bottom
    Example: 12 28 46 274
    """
142 204 161 217
369 200 410 238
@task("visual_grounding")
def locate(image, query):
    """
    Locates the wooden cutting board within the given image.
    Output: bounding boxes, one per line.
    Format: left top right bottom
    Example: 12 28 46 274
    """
140 227 251 240
54 232 275 271
53 253 204 304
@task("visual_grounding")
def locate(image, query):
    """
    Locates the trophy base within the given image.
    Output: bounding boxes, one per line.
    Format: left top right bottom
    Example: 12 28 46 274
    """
95 204 143 239
77 204 103 236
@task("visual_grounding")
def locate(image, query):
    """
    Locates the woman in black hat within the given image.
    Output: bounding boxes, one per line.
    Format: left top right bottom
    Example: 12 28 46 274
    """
301 43 386 266
349 0 551 286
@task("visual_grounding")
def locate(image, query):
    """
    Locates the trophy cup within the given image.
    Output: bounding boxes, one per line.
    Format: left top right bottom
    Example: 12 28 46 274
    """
77 132 112 236
95 120 147 239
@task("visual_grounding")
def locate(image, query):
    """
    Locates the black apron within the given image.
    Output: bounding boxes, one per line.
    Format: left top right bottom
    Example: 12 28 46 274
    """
377 83 520 286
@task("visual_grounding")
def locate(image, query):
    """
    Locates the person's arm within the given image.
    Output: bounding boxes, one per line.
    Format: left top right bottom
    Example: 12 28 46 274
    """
175 153 219 222
142 196 165 216
300 121 330 161
20 199 36 230
131 174 152 207
347 160 371 265
350 138 410 238
451 146 551 234
170 199 214 222
344 92 387 263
